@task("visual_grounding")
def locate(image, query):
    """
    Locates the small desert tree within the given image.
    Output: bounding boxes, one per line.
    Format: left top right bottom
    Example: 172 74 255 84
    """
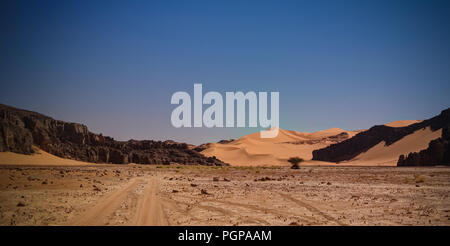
288 157 304 169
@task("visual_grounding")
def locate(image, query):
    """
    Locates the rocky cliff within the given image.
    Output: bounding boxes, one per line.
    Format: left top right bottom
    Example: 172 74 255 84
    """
397 127 450 166
0 104 227 166
312 108 450 163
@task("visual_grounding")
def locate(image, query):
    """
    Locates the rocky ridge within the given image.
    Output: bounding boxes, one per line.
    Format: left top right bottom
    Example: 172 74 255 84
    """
0 104 227 166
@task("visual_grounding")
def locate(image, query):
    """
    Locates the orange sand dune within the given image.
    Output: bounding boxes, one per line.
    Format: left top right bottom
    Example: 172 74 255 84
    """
343 126 441 166
384 120 423 127
200 119 438 167
0 146 96 166
201 128 362 166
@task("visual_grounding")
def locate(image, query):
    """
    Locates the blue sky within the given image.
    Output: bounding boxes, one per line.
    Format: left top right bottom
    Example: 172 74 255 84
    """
1 0 449 144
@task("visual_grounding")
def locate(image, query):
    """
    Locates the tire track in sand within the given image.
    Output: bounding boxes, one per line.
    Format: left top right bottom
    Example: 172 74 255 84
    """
279 193 347 226
165 193 316 224
129 176 168 226
70 178 142 226
160 196 270 225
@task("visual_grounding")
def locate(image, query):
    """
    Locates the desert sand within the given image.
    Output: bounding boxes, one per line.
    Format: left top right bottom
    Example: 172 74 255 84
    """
0 147 96 166
1 120 448 226
201 128 362 166
384 120 423 127
343 127 442 166
1 163 449 226
201 120 438 167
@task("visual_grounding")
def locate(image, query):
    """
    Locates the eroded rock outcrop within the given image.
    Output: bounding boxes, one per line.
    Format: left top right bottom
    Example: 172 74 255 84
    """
285 132 350 145
0 104 228 166
312 108 450 162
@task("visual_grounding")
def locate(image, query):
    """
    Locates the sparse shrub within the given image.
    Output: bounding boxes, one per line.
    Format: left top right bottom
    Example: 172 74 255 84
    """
288 157 304 169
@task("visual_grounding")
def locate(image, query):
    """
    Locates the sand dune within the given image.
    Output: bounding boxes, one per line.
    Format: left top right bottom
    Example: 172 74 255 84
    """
343 126 442 166
200 119 439 166
385 120 422 127
0 146 95 166
201 128 362 166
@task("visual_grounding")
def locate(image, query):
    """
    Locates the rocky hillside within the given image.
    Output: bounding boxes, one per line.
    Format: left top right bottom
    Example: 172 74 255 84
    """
0 104 227 166
397 127 450 166
283 132 350 145
312 108 450 163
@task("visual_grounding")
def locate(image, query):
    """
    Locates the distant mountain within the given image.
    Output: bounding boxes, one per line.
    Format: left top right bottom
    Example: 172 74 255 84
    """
312 108 450 165
0 104 227 166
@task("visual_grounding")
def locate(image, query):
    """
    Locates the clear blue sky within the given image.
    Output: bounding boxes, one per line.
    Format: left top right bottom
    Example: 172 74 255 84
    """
1 0 449 144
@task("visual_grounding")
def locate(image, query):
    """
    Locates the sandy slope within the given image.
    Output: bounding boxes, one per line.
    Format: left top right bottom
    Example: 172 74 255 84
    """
201 128 362 166
0 146 95 166
384 120 423 127
343 126 442 166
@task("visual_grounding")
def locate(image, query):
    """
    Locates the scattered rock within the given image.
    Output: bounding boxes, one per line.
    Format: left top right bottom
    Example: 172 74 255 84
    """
17 202 25 207
254 177 274 182
27 176 37 181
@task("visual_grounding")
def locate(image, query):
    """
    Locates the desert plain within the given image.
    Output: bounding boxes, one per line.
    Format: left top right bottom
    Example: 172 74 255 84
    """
1 161 449 226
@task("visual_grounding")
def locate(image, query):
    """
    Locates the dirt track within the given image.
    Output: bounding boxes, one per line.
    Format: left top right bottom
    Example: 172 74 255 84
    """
1 164 450 225
69 176 168 226
131 177 168 226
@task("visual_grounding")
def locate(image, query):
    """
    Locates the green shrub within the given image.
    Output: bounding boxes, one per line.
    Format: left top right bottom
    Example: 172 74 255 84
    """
288 157 304 169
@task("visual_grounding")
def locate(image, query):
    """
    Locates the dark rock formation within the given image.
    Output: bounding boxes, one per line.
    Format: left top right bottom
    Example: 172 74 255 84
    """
0 104 228 166
218 139 235 144
397 127 450 166
192 143 210 153
193 139 235 152
312 108 450 162
286 132 350 145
